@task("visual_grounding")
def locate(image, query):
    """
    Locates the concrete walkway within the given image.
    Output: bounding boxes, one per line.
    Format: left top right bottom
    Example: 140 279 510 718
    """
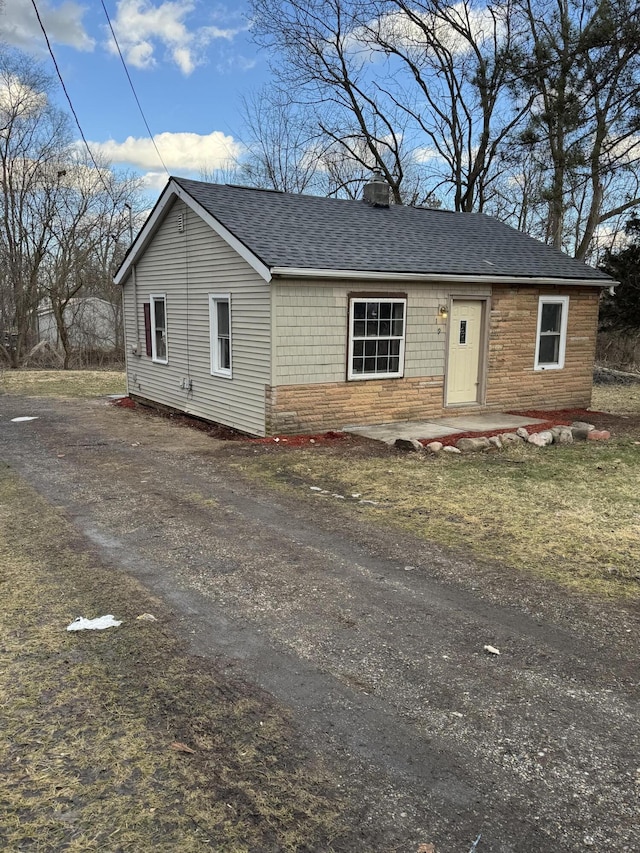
344 412 546 443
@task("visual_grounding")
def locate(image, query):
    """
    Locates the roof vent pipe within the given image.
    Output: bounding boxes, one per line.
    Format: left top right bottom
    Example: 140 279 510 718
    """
363 168 391 207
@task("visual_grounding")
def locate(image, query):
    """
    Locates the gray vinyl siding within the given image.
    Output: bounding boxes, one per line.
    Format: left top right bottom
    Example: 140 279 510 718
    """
271 279 491 385
122 199 271 436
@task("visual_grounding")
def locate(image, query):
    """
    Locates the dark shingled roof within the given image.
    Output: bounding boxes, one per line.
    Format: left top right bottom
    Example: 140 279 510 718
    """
173 177 610 282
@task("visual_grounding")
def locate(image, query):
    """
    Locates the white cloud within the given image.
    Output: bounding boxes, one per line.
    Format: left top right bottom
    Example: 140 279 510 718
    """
88 130 240 172
413 145 442 164
0 0 94 52
592 222 628 253
215 53 257 74
106 0 244 75
141 170 171 191
0 75 47 118
348 2 503 59
606 134 640 165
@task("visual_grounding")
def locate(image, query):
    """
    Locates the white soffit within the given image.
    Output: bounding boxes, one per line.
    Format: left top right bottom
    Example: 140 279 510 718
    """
270 267 609 287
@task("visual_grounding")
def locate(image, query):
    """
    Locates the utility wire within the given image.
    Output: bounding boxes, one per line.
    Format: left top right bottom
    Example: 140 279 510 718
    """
30 0 114 200
100 0 169 175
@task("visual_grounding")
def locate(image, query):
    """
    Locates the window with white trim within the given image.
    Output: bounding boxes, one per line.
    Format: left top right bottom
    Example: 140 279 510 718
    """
348 297 406 380
150 294 168 363
209 293 232 377
535 295 569 370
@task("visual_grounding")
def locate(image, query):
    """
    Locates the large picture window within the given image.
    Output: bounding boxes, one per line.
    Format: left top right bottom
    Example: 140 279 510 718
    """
209 293 232 377
535 295 569 370
150 294 168 363
348 297 406 380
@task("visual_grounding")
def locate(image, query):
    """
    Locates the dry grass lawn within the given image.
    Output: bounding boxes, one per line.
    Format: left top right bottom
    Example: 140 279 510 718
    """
0 369 125 398
592 380 640 413
0 466 354 852
234 383 640 599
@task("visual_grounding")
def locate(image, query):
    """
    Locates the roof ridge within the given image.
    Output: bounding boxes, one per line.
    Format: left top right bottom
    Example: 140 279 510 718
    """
225 183 284 194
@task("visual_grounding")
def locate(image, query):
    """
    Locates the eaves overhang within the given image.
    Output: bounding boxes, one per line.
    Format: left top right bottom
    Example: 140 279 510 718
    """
270 266 612 287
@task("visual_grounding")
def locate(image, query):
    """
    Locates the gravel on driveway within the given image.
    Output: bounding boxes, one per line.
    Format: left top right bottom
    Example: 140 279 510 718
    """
1 395 638 853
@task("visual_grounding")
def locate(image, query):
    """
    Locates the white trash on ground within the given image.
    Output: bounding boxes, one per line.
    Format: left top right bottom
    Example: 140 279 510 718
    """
11 416 39 422
66 615 122 631
483 644 501 655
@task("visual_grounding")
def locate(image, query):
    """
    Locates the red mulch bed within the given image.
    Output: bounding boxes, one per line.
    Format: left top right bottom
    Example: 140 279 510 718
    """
112 397 609 448
429 408 603 447
507 408 596 421
113 396 136 409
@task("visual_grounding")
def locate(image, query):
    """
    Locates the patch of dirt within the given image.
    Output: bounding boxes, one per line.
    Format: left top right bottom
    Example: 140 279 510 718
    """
114 397 352 446
248 429 350 447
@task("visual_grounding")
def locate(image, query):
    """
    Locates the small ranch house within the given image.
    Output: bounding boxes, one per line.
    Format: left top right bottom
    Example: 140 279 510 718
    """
115 175 612 437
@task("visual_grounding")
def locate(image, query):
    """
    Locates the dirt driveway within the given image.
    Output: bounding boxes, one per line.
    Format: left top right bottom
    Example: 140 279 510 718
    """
1 394 638 852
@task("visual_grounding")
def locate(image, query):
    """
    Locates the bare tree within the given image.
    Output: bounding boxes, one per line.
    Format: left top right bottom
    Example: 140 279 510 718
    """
0 48 144 367
249 0 531 209
40 154 143 367
515 0 640 258
204 81 437 204
362 0 533 211
235 88 324 193
250 0 412 203
249 0 639 260
485 152 550 238
0 49 71 366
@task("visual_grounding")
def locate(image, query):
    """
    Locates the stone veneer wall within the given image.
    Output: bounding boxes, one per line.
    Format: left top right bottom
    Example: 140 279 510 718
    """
266 377 446 435
485 285 600 410
265 285 601 434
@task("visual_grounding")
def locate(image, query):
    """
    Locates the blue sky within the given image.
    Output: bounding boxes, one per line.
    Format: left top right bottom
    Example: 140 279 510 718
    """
0 1 271 195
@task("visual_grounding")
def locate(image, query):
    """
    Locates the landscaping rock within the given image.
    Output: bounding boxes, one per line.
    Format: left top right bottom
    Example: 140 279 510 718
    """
394 437 423 452
571 428 589 440
587 429 611 441
516 427 529 439
500 432 522 446
442 445 461 454
571 421 595 432
456 436 491 452
571 427 592 440
528 432 552 447
488 435 503 449
425 441 443 454
554 427 574 445
571 421 595 440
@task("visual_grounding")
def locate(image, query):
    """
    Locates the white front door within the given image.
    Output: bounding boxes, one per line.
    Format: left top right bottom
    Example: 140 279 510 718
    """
446 300 484 405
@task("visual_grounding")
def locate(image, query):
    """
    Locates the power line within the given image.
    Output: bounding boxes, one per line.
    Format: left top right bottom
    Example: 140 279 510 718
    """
100 0 169 175
30 0 114 200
